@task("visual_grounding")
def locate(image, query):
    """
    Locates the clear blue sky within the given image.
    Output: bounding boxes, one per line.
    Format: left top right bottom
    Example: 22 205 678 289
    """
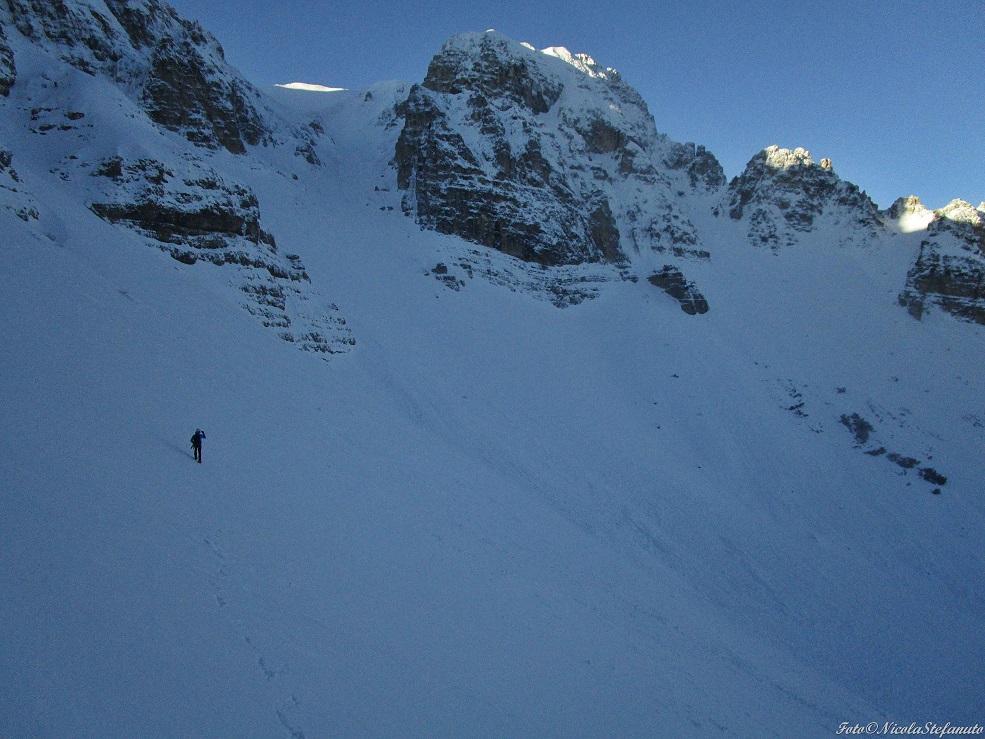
167 0 983 210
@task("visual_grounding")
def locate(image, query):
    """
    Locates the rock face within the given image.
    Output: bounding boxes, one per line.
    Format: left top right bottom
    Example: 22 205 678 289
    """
86 155 353 352
395 31 723 267
0 148 39 221
883 195 936 233
2 0 272 154
0 22 14 96
648 266 709 315
899 200 985 325
726 146 882 248
0 0 353 356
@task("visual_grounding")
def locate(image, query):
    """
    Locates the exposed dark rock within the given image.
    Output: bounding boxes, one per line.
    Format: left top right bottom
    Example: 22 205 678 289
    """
839 411 949 487
664 142 726 192
422 33 562 114
5 0 123 72
0 22 15 96
886 452 919 470
726 146 881 248
0 147 39 220
582 116 628 154
648 265 709 315
142 36 268 154
919 467 947 486
395 31 716 269
87 156 352 355
899 200 985 325
839 413 874 446
3 0 272 155
89 160 278 259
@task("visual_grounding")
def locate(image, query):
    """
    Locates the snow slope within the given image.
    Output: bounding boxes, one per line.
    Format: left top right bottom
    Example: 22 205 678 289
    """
2 13 985 739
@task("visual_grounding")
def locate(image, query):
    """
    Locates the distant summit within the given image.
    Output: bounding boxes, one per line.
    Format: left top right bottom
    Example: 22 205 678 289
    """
725 145 882 249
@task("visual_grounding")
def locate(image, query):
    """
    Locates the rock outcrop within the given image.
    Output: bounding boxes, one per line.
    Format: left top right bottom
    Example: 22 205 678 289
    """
883 195 935 233
395 31 723 267
0 22 14 96
0 148 38 221
0 0 354 356
86 156 353 353
726 146 882 248
648 265 709 315
2 0 272 154
899 199 985 325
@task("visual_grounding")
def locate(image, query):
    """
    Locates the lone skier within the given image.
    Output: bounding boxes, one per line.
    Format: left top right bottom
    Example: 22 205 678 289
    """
191 428 206 463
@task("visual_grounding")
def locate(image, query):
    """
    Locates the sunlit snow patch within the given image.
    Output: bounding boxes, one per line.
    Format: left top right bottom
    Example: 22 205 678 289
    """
898 209 935 233
275 82 346 92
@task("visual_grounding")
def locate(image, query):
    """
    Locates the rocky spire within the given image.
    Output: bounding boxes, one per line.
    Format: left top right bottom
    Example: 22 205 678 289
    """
883 195 935 233
726 146 882 248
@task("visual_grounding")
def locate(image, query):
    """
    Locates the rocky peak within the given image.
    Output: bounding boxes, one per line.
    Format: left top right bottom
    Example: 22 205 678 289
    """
883 195 935 233
899 199 985 324
394 31 723 267
726 145 881 248
1 0 272 154
0 0 351 356
885 195 927 219
422 32 562 115
934 198 985 235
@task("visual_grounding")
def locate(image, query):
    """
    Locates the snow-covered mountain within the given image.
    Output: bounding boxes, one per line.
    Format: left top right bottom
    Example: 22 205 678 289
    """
2 3 984 737
394 31 723 268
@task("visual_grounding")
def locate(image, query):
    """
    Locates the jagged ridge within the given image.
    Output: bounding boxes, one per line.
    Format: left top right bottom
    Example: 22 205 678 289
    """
2 0 271 154
395 31 724 267
725 145 882 249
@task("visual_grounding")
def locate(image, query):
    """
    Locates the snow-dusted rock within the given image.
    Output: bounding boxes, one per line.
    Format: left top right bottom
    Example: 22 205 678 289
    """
0 148 38 220
395 31 723 267
883 195 935 233
86 155 354 353
899 199 985 324
0 0 354 356
2 0 272 154
647 265 709 315
726 146 882 248
0 22 14 96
